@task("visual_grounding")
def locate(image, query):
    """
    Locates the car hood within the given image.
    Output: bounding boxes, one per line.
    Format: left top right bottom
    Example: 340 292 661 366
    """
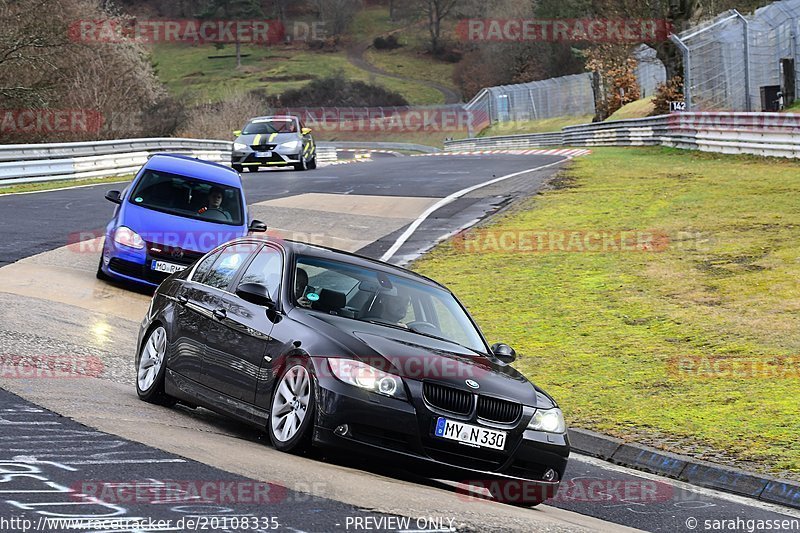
236 132 301 146
297 311 542 407
118 203 246 252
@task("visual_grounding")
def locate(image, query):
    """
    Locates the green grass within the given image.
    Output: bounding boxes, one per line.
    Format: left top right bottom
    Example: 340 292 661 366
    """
151 43 443 105
0 175 133 195
478 116 594 137
412 147 800 477
349 6 397 41
607 97 655 121
364 48 457 92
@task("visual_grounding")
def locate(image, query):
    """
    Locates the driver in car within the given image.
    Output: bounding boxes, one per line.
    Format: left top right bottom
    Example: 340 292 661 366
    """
198 187 232 221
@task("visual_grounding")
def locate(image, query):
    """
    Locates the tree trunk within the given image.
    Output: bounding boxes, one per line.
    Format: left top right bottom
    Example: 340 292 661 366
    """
655 40 684 90
236 40 242 68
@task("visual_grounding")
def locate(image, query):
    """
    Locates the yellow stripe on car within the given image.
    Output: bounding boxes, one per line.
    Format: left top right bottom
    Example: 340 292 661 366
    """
269 132 278 142
254 134 262 145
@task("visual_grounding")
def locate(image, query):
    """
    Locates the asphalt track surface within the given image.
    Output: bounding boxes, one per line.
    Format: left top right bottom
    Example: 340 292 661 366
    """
1 154 799 532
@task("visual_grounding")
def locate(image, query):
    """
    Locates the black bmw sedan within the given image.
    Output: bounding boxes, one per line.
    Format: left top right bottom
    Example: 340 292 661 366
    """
135 237 569 505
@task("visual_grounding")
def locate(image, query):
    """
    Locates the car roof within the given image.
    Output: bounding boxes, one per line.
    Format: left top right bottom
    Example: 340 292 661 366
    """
145 154 241 188
248 115 299 123
235 237 445 290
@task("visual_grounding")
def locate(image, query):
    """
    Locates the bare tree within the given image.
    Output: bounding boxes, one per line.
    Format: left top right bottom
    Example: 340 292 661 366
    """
417 0 460 53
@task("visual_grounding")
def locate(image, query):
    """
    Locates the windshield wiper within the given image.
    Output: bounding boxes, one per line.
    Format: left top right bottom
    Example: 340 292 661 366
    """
362 319 485 356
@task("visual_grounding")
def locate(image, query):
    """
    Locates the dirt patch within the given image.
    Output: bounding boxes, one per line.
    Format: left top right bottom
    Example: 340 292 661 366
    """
695 252 769 277
259 74 315 82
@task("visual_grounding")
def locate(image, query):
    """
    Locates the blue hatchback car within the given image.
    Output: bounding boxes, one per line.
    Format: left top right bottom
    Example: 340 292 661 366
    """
98 154 266 287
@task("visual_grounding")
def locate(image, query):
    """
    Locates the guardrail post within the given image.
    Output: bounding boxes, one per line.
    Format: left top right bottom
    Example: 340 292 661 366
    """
733 10 752 112
670 34 693 111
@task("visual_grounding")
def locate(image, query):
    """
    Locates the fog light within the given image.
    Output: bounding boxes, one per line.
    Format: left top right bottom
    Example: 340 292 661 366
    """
543 469 558 482
334 424 350 437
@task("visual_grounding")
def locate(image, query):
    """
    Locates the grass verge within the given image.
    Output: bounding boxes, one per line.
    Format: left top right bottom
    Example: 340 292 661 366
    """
151 44 443 105
607 97 655 121
478 116 595 137
0 175 133 195
412 147 800 477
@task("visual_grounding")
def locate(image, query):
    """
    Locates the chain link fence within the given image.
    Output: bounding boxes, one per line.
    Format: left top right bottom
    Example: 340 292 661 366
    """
464 46 664 134
464 0 800 134
674 0 800 111
464 73 596 135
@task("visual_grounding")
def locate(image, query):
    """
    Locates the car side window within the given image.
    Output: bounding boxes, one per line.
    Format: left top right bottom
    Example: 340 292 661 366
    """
192 250 221 284
238 246 283 302
204 244 258 291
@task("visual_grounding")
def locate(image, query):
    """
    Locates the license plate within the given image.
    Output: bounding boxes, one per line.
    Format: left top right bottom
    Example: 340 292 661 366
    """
434 417 506 450
151 260 187 274
255 151 272 158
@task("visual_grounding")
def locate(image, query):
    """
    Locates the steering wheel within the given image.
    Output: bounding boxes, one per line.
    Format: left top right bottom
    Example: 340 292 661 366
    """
201 208 231 222
407 321 441 335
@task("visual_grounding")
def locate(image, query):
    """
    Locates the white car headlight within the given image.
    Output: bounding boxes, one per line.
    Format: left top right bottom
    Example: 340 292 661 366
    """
279 140 301 151
113 226 145 250
327 358 407 400
527 408 566 434
233 142 249 151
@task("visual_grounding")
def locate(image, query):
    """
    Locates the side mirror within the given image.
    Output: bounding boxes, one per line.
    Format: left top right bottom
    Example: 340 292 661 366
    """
236 283 275 308
233 130 242 137
491 343 517 364
248 219 267 233
105 190 122 204
301 127 312 135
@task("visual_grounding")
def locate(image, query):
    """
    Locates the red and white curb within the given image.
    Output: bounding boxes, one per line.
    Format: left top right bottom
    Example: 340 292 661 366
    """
415 148 592 157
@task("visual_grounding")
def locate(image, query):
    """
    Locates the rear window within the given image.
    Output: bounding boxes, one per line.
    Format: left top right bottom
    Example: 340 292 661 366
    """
129 169 243 226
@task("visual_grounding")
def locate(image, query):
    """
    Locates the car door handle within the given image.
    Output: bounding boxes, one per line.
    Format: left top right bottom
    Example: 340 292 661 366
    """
213 308 227 320
177 295 188 305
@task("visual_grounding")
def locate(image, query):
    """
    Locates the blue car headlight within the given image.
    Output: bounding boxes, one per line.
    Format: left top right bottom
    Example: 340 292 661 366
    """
327 358 407 400
113 226 145 250
527 408 566 433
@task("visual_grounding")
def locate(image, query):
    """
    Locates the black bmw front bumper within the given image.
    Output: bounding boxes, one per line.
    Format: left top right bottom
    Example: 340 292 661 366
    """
310 359 569 503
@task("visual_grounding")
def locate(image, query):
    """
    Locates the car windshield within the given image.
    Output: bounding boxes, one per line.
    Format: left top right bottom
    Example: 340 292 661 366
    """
128 169 244 226
242 119 298 135
294 256 488 353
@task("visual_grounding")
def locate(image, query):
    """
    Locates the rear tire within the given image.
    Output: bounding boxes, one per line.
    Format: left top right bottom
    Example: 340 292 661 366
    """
136 325 177 407
268 358 315 453
246 166 258 172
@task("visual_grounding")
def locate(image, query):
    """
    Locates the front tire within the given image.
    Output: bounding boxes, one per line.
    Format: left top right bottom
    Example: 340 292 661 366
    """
307 155 317 170
232 164 243 173
268 359 315 453
136 325 176 406
293 156 308 171
246 166 258 172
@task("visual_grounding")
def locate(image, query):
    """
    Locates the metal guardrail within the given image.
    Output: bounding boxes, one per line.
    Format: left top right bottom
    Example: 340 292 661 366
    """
317 141 440 153
0 138 441 186
0 138 233 186
444 132 563 151
446 113 800 159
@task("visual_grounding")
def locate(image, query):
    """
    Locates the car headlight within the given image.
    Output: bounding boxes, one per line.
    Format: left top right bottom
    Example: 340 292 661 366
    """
327 358 407 400
233 142 249 151
113 226 145 250
527 408 566 434
279 140 301 151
